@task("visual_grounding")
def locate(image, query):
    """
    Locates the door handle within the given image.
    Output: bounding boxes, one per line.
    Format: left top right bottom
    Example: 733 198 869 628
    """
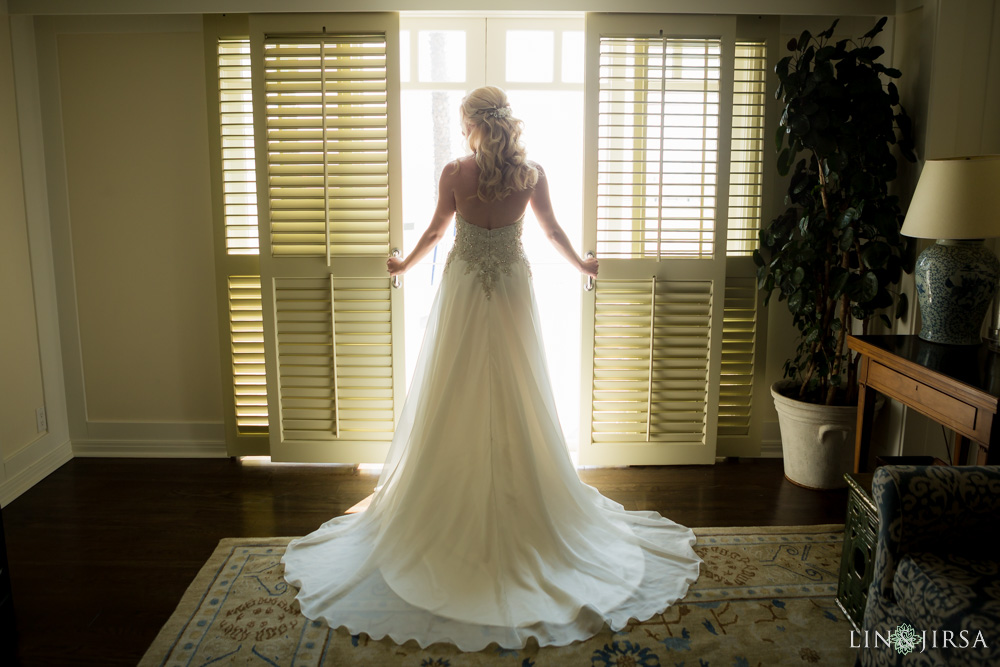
391 248 402 289
584 252 596 291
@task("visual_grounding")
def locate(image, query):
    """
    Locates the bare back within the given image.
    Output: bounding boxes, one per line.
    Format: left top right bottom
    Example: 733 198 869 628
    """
448 156 534 229
390 152 593 278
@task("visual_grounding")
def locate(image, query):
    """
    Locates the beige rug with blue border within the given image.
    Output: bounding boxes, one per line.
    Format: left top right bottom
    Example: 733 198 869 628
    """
140 524 852 666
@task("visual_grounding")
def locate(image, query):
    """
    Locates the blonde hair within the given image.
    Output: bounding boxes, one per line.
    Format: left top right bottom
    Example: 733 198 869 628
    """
460 86 538 202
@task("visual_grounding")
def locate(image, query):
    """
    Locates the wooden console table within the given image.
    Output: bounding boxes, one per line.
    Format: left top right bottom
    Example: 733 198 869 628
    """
848 335 1000 473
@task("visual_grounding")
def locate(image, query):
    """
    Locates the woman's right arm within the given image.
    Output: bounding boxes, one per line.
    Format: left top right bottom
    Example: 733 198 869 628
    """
529 165 598 278
387 163 458 276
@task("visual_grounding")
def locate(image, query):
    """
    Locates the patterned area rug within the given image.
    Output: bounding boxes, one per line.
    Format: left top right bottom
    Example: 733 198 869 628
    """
141 525 851 666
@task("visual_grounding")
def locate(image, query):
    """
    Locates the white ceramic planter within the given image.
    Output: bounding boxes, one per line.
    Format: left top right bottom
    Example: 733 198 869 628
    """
771 380 858 490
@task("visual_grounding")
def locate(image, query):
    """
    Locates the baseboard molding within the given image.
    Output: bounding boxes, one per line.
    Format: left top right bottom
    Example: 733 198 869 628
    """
71 420 228 457
71 439 228 458
758 439 783 458
0 436 73 507
758 421 783 458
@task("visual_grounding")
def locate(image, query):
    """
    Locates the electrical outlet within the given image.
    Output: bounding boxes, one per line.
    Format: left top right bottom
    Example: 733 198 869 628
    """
36 407 47 433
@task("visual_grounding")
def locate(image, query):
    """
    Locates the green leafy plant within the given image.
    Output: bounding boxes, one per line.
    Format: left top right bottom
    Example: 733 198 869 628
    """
755 17 916 406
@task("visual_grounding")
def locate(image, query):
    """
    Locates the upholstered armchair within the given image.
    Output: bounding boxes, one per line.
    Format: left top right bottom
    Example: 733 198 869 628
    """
858 465 1000 666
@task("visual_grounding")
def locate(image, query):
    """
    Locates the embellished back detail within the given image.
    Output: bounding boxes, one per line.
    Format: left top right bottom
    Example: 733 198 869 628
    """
444 214 531 299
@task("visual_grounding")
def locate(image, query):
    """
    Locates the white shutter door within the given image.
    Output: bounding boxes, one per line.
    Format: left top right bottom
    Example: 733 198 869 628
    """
205 19 271 456
580 14 735 465
718 35 772 456
251 14 404 463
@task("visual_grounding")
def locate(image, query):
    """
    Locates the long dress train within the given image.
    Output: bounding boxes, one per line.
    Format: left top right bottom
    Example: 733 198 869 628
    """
280 214 702 651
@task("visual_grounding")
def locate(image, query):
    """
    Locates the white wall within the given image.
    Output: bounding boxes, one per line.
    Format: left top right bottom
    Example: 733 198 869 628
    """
36 16 226 457
0 8 44 464
1 4 72 506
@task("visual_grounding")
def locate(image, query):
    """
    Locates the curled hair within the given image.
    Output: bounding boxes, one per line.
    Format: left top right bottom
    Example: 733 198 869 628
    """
460 86 538 201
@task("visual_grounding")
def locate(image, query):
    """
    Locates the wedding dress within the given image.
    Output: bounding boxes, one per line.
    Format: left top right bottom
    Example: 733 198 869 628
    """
281 213 702 651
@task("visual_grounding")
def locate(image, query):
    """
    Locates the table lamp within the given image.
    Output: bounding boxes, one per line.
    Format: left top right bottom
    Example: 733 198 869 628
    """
900 155 1000 345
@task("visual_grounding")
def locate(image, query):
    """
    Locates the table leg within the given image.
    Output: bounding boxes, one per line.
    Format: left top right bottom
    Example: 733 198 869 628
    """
854 380 877 473
953 432 969 465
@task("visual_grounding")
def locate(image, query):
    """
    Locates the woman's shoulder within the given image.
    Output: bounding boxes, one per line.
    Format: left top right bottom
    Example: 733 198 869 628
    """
440 156 472 181
528 160 546 180
445 155 478 174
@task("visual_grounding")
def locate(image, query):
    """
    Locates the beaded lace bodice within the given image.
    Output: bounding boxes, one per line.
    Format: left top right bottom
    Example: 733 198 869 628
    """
444 213 531 298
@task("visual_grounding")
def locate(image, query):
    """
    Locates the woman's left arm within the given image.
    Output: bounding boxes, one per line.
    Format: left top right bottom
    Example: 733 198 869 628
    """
530 165 598 278
387 164 458 276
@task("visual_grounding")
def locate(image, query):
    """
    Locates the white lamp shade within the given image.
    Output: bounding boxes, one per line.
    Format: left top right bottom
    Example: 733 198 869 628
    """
901 155 1000 239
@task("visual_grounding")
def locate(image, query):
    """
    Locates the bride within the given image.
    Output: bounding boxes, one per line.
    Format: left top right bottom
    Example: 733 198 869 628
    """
280 86 701 651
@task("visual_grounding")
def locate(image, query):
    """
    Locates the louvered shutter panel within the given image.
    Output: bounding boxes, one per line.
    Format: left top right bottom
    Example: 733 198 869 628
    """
263 35 390 261
330 277 395 439
272 276 397 445
648 280 713 441
581 14 734 465
591 280 653 444
719 277 756 435
229 276 268 434
207 22 271 455
726 41 767 256
220 42 269 439
596 36 721 260
718 36 770 454
251 14 404 464
274 277 340 440
219 38 260 256
591 279 713 446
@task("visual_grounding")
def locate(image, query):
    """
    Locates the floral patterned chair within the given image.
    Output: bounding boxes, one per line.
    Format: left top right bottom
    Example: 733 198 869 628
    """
859 465 1000 666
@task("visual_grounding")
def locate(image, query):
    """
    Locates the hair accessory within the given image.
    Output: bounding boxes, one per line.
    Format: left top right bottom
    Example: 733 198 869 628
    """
485 106 512 119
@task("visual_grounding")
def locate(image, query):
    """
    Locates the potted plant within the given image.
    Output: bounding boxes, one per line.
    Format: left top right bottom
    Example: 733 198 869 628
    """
755 17 916 489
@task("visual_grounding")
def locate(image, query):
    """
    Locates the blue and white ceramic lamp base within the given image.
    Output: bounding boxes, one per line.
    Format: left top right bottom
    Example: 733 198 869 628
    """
915 239 1000 345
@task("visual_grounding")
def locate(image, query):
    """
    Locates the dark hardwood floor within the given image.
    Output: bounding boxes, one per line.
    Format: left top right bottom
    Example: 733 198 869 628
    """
2 457 847 666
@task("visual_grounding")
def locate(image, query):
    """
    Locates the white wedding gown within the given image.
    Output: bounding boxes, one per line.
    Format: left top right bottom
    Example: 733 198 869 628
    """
281 213 702 651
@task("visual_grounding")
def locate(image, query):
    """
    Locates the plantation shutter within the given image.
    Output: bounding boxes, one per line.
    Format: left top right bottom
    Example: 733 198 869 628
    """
718 276 756 436
205 17 271 456
591 279 714 447
228 276 268 435
250 13 404 463
264 35 392 260
718 34 774 456
725 41 767 257
580 14 735 465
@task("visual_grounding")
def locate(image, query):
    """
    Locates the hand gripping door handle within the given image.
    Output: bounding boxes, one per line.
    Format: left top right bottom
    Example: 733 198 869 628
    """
584 252 596 291
391 248 402 289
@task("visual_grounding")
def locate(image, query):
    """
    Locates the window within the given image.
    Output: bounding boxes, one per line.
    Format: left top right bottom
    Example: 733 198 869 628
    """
206 13 771 462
